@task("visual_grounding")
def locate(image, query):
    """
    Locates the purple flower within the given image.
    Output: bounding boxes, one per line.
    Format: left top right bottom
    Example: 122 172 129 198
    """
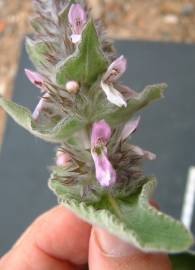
91 120 116 187
101 56 127 107
103 55 127 83
25 69 44 90
92 149 117 187
25 69 49 120
68 4 86 43
91 120 111 146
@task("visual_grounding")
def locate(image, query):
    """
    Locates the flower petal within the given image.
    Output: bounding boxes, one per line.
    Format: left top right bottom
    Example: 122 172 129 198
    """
70 34 82 43
101 81 127 107
91 120 111 146
68 4 86 35
92 149 116 187
132 145 157 160
25 69 44 90
103 55 127 83
32 93 49 120
120 116 141 141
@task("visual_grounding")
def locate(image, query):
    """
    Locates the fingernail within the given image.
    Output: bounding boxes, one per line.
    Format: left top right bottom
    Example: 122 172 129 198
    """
94 227 138 257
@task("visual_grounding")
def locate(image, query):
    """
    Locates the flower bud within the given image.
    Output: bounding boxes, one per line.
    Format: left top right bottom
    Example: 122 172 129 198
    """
65 80 80 94
56 150 71 166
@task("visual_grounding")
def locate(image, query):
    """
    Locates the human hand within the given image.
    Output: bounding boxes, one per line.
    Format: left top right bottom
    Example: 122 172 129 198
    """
0 206 172 270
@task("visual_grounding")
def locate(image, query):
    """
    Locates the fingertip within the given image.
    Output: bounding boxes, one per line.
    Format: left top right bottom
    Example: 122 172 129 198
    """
9 206 91 267
34 205 91 265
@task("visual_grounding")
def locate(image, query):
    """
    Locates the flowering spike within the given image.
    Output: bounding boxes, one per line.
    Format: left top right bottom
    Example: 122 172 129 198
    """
68 3 87 43
120 116 141 141
103 55 127 83
1 0 191 255
25 69 44 90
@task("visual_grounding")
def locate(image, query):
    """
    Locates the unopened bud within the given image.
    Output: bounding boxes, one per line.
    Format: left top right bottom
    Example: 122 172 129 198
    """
65 80 80 94
56 150 71 166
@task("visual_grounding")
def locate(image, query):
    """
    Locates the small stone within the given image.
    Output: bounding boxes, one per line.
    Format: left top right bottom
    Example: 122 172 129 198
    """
163 14 179 25
181 3 194 16
65 80 80 94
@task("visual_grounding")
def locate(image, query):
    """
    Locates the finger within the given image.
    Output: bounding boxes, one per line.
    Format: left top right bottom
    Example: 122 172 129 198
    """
34 206 91 264
1 206 91 269
89 228 172 270
0 240 76 270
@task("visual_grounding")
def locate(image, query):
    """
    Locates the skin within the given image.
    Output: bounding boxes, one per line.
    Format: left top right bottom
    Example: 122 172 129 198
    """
0 205 172 270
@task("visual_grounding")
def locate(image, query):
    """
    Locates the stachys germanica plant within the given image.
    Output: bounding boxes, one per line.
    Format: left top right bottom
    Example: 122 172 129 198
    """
0 0 194 264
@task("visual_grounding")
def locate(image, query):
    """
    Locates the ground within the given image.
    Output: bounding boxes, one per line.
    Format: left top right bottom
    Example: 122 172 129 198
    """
0 0 195 142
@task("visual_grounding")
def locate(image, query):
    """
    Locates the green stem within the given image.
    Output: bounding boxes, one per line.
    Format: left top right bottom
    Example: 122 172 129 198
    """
107 193 123 220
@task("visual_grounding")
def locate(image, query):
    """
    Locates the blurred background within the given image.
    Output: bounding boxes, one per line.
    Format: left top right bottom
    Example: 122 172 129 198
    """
1 0 195 144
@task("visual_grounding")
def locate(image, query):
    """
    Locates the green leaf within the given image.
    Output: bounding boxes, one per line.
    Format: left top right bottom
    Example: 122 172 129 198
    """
0 96 34 130
103 83 167 127
0 96 85 142
26 38 52 69
58 1 74 24
170 252 195 270
49 177 193 253
56 20 108 86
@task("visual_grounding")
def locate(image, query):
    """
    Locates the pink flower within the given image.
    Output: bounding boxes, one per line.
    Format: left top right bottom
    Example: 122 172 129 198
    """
101 56 127 107
119 117 156 160
68 4 86 43
91 120 116 187
92 148 117 187
25 69 44 91
103 55 127 83
32 93 49 121
25 69 50 120
91 120 111 146
120 116 141 141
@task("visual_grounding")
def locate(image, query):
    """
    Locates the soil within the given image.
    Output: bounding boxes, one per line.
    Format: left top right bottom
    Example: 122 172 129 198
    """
0 0 195 143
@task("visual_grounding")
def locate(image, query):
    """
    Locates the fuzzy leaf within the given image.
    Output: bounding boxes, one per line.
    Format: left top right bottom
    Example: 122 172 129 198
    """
0 96 34 130
170 252 195 270
49 177 193 253
0 96 85 142
58 1 74 24
56 20 108 86
26 38 53 69
103 83 167 127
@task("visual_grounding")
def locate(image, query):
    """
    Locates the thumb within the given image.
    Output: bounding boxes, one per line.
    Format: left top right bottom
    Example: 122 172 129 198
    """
89 227 172 270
